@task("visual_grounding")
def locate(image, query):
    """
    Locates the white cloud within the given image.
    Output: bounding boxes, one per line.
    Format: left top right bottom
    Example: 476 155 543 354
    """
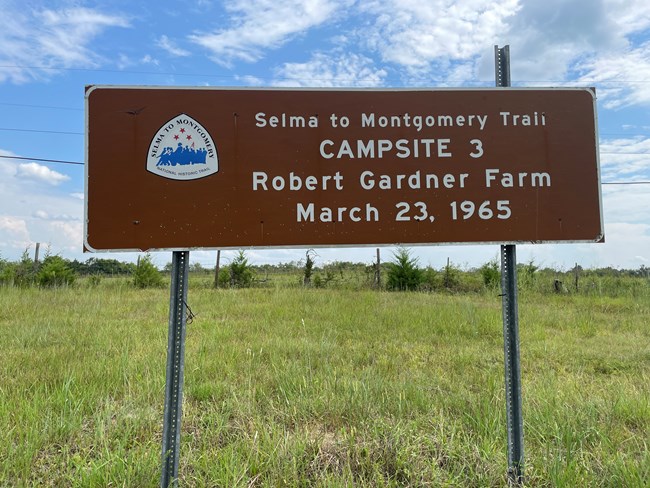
0 216 31 250
188 0 347 64
595 222 650 267
115 53 160 69
604 0 650 35
33 210 77 221
157 35 191 57
0 5 130 83
576 42 650 109
360 0 520 70
599 137 650 180
34 8 130 65
49 221 83 246
602 184 650 225
116 53 135 70
16 163 70 186
346 0 650 105
237 74 265 86
0 216 30 239
0 152 83 257
274 53 387 87
497 0 650 107
141 54 160 65
0 152 19 173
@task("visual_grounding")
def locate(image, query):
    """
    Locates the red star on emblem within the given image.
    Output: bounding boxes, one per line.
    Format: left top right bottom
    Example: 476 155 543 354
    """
186 135 192 140
180 128 186 133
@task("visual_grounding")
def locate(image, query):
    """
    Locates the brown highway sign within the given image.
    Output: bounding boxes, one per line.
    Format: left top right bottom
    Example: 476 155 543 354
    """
84 86 603 252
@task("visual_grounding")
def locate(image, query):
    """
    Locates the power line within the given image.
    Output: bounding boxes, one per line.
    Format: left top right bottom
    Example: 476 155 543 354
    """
2 104 650 139
602 181 650 185
0 64 246 80
1 155 649 185
0 155 84 166
0 127 83 136
0 102 83 111
0 97 649 142
600 133 650 137
1 125 650 148
2 63 650 85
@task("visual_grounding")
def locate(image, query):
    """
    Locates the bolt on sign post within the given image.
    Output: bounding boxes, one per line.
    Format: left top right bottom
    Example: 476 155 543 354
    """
84 78 603 485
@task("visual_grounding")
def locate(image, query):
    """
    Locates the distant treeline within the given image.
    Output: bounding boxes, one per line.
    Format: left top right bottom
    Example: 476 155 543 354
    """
68 258 137 275
1 249 649 296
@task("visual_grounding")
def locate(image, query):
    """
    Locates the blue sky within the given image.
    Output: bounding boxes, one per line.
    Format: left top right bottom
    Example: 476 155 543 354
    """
1 0 649 270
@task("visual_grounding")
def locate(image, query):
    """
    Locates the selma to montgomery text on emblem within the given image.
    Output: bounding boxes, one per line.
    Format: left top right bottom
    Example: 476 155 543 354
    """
146 114 219 180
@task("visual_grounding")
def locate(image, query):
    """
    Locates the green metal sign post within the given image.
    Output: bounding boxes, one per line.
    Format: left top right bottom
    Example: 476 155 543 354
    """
161 250 189 488
495 45 525 484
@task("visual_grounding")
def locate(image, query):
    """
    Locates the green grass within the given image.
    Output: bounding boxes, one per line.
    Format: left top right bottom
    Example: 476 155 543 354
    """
0 282 648 486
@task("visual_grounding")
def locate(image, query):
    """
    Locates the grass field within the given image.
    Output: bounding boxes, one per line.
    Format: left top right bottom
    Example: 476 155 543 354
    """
1 278 649 486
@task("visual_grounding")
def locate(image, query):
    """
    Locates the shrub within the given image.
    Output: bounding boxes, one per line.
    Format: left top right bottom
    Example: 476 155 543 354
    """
0 255 15 286
480 259 500 288
216 268 231 288
13 249 38 287
386 247 423 291
133 254 164 288
313 269 335 289
518 259 539 290
421 266 440 290
36 256 76 287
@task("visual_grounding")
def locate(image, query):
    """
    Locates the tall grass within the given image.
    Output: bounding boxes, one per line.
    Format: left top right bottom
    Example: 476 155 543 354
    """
0 283 648 486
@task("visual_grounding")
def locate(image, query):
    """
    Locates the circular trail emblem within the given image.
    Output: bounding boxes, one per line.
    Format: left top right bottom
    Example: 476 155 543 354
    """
147 113 218 180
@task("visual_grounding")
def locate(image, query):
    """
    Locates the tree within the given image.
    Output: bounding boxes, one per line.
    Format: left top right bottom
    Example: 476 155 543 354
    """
442 258 461 290
303 249 317 286
133 254 164 288
229 251 253 288
36 255 76 287
386 247 423 291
